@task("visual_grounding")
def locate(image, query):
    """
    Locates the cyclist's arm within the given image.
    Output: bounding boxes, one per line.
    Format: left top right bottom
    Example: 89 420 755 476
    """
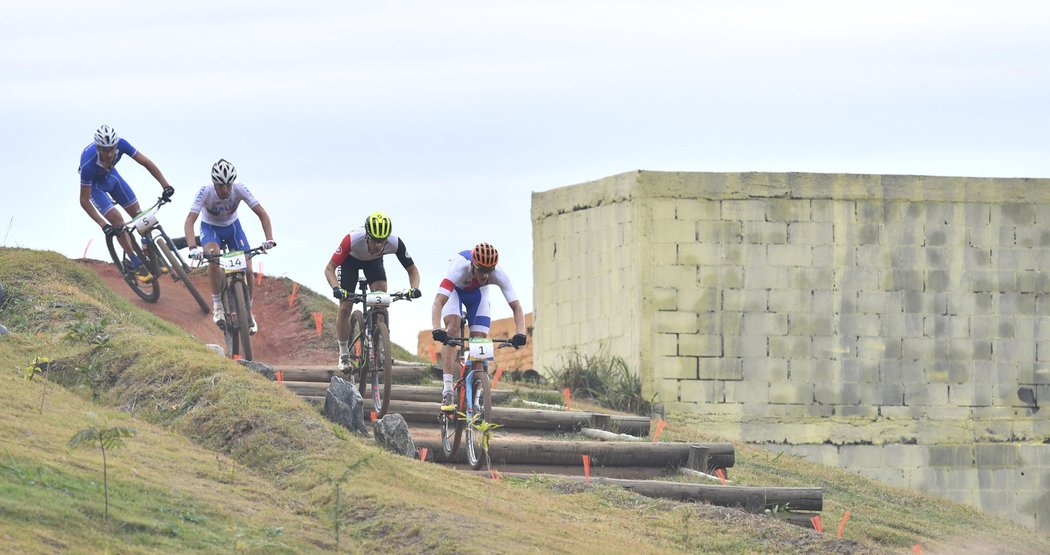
183 211 199 249
79 186 107 228
249 203 274 242
432 292 450 330
324 260 340 289
130 151 172 190
405 263 420 289
508 299 527 336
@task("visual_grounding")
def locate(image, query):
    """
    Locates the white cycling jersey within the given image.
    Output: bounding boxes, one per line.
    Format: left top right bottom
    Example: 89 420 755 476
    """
189 182 260 227
437 251 518 303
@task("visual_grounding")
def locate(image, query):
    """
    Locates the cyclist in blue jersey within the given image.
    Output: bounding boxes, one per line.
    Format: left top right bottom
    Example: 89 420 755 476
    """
431 243 527 410
78 124 174 283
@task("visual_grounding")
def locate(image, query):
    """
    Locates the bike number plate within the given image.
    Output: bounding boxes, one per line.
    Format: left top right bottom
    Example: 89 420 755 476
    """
468 338 496 362
219 251 247 273
131 207 159 234
365 292 391 307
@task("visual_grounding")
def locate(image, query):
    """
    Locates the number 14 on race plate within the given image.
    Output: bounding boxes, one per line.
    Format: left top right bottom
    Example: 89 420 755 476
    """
219 251 247 273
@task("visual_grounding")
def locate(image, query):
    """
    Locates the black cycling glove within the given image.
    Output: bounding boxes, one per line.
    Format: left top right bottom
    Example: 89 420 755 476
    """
510 333 527 347
432 329 449 344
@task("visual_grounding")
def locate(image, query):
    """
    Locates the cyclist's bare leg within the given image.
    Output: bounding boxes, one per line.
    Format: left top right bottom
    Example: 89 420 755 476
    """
103 208 136 262
441 313 462 386
337 299 353 342
203 243 223 297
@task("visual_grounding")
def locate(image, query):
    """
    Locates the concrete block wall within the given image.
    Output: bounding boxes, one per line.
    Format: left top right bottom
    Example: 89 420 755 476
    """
531 171 1050 530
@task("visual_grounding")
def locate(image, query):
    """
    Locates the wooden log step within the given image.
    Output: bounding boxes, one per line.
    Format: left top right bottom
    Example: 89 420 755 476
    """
281 382 512 404
491 473 821 512
390 401 650 436
272 364 430 383
416 439 734 470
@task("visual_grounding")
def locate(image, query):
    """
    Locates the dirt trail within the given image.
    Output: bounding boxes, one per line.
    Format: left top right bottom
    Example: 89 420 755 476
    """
78 258 334 366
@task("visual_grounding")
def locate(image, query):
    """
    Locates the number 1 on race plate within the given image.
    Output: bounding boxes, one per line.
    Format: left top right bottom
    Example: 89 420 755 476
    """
468 338 495 362
220 251 247 273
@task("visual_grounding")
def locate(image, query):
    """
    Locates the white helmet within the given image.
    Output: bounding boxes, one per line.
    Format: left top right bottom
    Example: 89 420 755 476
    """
211 159 237 185
94 124 119 148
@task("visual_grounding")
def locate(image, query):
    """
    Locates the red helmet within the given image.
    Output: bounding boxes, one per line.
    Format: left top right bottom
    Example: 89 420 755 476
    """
471 243 499 269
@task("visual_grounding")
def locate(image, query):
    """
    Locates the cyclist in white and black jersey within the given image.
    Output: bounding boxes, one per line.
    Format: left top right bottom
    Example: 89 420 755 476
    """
183 159 276 332
431 243 527 410
324 212 422 371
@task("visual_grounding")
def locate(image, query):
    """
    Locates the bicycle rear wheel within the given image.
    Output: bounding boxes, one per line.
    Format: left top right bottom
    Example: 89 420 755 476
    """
106 231 160 302
155 237 209 313
228 279 253 361
465 369 493 470
370 320 393 418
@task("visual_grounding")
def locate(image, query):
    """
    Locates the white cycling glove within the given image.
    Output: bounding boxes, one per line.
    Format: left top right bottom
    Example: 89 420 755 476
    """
188 247 203 261
260 240 277 251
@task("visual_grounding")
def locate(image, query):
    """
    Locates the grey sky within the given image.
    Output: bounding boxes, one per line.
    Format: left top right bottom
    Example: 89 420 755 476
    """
3 1 1049 351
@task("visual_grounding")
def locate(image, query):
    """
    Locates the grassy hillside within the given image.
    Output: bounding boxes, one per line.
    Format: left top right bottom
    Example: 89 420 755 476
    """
0 247 1045 554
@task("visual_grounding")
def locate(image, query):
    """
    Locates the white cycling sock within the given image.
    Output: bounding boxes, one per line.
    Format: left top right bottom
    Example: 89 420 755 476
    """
443 375 453 393
338 340 349 355
211 294 221 309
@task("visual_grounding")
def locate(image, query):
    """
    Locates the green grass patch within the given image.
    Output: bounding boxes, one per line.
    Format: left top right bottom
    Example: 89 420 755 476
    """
1 246 1048 554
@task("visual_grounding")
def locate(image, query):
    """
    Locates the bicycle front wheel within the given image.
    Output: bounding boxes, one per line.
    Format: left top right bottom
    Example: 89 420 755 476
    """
105 231 160 302
155 237 209 313
229 279 253 361
465 369 493 470
370 320 393 418
440 402 464 460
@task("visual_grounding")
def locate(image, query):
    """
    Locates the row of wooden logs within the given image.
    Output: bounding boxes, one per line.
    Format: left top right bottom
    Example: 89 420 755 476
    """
273 364 823 519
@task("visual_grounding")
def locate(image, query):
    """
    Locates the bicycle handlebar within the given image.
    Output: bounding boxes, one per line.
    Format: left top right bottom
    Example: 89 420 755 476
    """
199 246 269 262
444 336 519 349
346 290 415 303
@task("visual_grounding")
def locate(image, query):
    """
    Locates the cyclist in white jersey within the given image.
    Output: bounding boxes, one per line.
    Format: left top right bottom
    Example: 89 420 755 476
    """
183 159 276 333
431 243 527 410
324 212 422 372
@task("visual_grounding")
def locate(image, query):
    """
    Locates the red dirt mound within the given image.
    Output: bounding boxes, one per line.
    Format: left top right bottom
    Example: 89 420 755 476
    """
78 258 334 366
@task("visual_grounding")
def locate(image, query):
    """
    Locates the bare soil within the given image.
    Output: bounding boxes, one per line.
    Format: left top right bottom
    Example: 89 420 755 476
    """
78 258 333 365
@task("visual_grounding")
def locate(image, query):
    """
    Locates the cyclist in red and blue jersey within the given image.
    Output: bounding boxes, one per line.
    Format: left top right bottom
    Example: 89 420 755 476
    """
324 212 422 372
78 124 174 283
431 243 527 410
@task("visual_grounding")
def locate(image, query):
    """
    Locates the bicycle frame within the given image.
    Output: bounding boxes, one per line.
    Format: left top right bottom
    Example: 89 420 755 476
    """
344 277 410 418
203 246 266 361
108 196 209 312
439 317 514 469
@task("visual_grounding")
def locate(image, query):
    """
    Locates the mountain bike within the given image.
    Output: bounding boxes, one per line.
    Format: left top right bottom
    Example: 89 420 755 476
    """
343 277 413 418
105 196 209 313
440 331 516 470
201 246 267 361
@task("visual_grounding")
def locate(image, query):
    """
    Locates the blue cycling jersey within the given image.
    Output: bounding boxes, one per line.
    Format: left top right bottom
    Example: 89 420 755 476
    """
78 138 137 188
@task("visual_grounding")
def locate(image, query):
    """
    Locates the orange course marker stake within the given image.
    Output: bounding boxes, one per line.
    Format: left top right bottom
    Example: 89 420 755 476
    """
256 262 263 285
288 283 299 307
233 354 241 361
581 454 591 484
563 388 571 412
83 239 92 259
912 545 922 555
491 367 505 389
490 468 502 480
837 511 851 538
275 371 284 384
419 447 428 462
810 515 824 533
715 467 727 486
652 419 667 442
370 411 377 422
312 311 323 336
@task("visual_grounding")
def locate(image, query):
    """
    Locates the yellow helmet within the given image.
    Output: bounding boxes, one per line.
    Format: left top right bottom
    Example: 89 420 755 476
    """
364 212 392 240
